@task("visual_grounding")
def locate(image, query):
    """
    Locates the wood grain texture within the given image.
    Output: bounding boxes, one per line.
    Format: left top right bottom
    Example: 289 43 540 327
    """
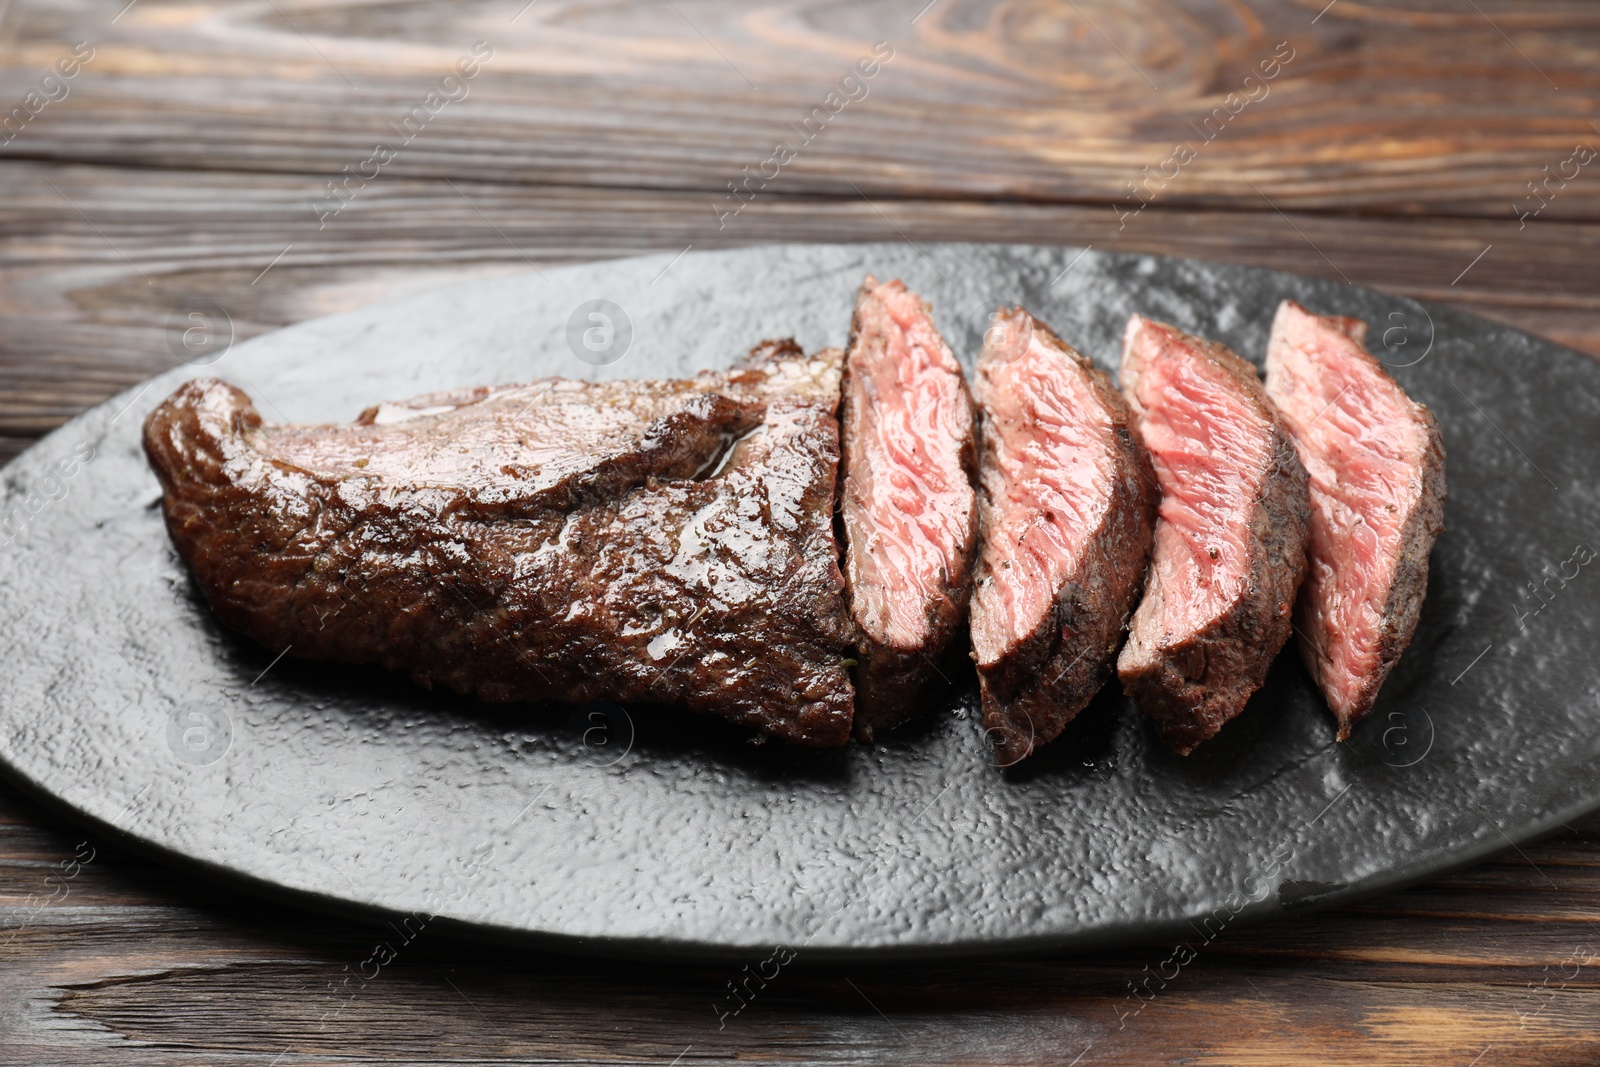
0 0 1598 216
6 0 1600 1062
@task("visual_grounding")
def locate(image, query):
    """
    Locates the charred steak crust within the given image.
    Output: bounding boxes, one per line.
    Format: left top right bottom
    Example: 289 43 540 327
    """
1265 302 1447 737
142 341 859 747
970 310 1157 765
1116 317 1311 755
839 276 979 739
1366 433 1445 710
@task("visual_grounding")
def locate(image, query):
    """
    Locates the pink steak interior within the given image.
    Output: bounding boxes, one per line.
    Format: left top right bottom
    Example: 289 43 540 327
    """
970 311 1116 668
1267 302 1431 716
843 279 975 650
1123 316 1271 645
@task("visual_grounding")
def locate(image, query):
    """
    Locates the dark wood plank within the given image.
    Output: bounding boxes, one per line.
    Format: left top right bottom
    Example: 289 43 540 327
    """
1 0 1599 217
3 159 1598 463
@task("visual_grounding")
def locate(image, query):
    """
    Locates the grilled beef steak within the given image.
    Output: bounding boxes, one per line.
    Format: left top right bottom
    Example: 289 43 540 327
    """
839 277 978 738
969 309 1157 765
1265 301 1447 738
1116 316 1310 754
143 341 860 746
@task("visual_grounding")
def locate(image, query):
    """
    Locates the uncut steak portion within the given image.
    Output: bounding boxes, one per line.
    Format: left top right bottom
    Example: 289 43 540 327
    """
143 341 859 746
839 277 978 738
969 309 1156 765
1117 316 1310 754
1265 300 1446 738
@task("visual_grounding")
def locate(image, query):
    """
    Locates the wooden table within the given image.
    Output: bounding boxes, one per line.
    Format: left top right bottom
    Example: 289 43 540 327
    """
4 1 1600 1062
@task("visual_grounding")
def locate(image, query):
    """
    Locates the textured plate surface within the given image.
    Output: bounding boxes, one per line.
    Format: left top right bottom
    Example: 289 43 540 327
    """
2 243 1599 960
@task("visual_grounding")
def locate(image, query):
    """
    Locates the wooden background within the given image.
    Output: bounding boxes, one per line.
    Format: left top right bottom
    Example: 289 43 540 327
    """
3 0 1600 1062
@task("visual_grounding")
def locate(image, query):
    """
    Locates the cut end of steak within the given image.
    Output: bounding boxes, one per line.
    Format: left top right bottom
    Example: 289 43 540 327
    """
1116 315 1310 755
969 309 1156 765
142 340 859 747
840 276 979 739
1265 300 1447 738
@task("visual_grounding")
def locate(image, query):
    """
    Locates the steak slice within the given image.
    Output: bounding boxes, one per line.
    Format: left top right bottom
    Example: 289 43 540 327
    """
839 277 978 738
1264 300 1447 738
1116 316 1310 754
968 309 1157 765
142 341 859 746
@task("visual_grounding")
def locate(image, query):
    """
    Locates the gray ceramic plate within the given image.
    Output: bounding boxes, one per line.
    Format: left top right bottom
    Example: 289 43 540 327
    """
2 243 1598 960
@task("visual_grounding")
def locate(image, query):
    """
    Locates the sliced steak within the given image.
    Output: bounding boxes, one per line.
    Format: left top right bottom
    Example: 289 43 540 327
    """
1116 316 1310 754
1265 300 1447 738
143 341 859 746
839 277 979 738
969 309 1157 765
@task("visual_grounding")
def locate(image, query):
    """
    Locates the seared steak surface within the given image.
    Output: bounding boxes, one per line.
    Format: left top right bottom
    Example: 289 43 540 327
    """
143 342 859 746
1265 301 1446 737
1116 316 1310 754
969 309 1156 765
839 277 978 737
